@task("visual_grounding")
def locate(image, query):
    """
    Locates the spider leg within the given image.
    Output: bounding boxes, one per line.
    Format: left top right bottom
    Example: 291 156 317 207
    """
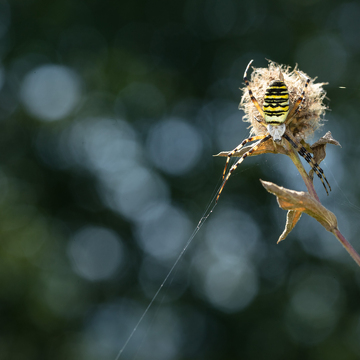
244 60 265 119
283 133 331 195
216 134 271 203
297 146 331 193
285 76 310 124
222 135 267 180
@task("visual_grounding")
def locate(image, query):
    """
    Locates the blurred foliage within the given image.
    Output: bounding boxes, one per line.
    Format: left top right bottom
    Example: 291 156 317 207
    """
1 0 360 359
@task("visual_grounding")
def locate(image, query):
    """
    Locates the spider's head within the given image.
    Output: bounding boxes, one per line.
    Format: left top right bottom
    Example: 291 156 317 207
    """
267 123 286 141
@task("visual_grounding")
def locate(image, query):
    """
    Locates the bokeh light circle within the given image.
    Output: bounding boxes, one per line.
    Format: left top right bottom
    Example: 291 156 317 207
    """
20 64 81 121
68 226 124 281
147 117 203 175
135 202 192 261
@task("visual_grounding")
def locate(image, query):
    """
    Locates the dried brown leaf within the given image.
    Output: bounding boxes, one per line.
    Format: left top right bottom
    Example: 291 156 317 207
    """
311 131 341 149
307 131 341 179
277 210 302 243
260 180 338 236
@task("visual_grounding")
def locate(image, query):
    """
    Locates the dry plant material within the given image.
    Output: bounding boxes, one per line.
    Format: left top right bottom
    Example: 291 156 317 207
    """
214 60 360 267
240 61 327 140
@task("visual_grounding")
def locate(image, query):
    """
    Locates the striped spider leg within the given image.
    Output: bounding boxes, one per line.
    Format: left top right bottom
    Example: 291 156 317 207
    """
219 60 268 181
216 134 271 203
282 131 331 195
282 71 331 195
221 135 268 180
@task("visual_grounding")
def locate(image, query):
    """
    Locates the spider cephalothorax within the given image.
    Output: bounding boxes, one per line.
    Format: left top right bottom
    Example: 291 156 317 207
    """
216 60 330 203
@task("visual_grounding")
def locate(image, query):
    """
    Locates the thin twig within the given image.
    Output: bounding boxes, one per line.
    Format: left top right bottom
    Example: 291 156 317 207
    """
332 228 360 267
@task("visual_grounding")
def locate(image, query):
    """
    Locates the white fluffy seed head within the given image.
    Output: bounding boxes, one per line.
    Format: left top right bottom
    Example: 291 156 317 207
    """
240 60 328 141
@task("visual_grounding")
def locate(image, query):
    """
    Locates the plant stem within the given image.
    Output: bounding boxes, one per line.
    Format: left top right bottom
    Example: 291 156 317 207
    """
287 146 320 201
332 228 360 267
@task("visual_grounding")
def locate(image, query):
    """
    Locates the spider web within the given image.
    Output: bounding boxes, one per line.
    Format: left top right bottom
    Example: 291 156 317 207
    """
113 181 225 360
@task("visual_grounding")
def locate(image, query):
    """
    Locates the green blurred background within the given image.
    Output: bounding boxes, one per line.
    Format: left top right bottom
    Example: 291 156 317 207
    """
1 0 360 359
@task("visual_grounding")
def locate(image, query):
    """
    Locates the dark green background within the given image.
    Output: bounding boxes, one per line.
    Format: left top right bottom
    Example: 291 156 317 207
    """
1 0 360 359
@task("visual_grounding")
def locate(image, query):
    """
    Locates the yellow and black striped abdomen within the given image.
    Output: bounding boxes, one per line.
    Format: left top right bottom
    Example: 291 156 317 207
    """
263 80 289 124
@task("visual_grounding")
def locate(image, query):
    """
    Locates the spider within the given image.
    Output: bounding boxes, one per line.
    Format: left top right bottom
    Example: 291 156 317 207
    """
215 60 331 203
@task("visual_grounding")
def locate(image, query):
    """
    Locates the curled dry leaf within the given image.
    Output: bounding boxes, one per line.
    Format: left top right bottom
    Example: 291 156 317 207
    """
260 180 338 242
260 179 360 267
310 131 341 150
307 131 341 179
278 210 302 243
